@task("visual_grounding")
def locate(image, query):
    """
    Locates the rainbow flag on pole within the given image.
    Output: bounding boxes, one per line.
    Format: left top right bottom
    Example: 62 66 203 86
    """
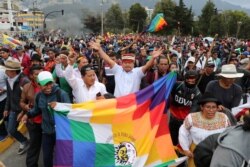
53 72 179 167
2 34 22 48
147 13 168 32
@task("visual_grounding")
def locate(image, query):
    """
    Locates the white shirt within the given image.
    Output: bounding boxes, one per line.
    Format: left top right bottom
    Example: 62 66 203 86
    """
56 64 99 81
110 64 145 97
104 66 114 77
178 112 230 151
64 65 107 103
17 55 24 63
55 64 81 79
0 69 7 101
196 55 207 70
7 74 20 90
170 48 182 59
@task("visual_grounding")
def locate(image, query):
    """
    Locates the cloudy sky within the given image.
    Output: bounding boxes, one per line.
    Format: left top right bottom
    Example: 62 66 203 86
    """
221 0 250 9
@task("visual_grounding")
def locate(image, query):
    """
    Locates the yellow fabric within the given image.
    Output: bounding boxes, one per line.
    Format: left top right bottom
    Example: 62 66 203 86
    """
187 143 196 167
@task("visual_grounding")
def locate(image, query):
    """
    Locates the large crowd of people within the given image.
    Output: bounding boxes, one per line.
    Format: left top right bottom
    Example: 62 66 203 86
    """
1 33 250 167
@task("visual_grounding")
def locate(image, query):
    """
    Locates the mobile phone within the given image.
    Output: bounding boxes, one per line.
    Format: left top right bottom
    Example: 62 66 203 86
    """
96 92 101 97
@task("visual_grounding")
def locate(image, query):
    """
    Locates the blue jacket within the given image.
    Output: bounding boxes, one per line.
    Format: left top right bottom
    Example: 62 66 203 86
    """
27 84 71 134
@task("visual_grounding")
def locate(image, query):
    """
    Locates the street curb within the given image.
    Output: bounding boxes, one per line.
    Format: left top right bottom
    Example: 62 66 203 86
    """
0 123 27 153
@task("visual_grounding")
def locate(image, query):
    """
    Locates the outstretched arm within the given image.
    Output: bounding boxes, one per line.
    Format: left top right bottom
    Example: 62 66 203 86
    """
89 41 116 68
141 48 163 74
120 35 139 51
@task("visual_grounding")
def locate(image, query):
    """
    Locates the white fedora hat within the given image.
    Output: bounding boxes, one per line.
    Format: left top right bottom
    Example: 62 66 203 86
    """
217 64 244 78
0 58 22 71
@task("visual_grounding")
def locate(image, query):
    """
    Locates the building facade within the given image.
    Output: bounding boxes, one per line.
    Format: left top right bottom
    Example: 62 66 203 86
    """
0 0 44 32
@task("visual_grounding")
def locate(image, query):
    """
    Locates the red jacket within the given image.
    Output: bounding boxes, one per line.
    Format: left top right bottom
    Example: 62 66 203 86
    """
13 53 31 70
20 81 42 124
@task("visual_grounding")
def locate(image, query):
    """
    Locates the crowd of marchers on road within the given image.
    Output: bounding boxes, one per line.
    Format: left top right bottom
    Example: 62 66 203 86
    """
1 33 250 167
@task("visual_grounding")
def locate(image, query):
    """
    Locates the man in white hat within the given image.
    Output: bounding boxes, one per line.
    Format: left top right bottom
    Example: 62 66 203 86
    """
205 64 244 110
1 59 30 155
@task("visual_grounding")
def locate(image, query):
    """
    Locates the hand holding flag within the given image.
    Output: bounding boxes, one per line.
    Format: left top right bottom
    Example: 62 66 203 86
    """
52 72 179 167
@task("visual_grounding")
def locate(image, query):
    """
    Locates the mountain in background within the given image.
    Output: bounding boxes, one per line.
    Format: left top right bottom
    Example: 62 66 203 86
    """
221 0 250 9
21 0 250 16
20 0 250 35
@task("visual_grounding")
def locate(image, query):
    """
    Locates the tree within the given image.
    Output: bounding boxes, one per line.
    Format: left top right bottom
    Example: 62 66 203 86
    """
209 14 225 37
122 10 131 34
105 4 124 33
225 10 248 38
128 3 148 33
174 0 194 35
83 15 101 33
198 1 216 35
153 0 176 35
240 17 250 39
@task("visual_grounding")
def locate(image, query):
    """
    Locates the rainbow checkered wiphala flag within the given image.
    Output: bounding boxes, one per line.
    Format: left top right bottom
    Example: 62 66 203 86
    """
52 72 178 167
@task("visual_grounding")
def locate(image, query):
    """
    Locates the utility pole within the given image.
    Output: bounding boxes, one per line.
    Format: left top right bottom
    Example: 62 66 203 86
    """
236 21 242 39
7 0 14 31
33 1 35 32
100 0 104 36
43 10 64 34
177 21 180 36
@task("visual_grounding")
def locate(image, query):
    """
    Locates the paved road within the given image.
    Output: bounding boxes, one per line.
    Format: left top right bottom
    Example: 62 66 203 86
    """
0 133 43 167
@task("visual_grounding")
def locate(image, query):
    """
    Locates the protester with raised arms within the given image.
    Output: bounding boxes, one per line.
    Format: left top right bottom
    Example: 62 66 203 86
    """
89 40 163 97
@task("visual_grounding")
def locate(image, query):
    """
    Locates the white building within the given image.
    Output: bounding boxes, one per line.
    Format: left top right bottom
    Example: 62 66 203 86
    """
145 6 154 20
0 0 44 33
0 0 20 31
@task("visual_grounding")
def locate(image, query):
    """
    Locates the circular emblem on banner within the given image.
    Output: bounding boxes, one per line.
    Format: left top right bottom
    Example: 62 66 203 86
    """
115 142 137 166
